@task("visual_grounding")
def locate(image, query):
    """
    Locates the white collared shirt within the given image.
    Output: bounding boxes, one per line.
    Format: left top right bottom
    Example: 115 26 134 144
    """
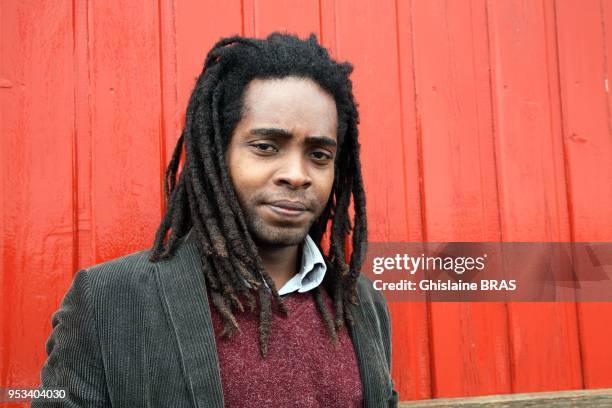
243 234 327 296
277 234 327 295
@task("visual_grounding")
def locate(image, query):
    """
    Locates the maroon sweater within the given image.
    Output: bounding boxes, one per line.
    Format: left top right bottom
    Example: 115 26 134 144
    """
209 286 363 407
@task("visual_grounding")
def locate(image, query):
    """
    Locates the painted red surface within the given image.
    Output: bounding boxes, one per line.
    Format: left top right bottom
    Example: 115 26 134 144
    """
2 0 611 405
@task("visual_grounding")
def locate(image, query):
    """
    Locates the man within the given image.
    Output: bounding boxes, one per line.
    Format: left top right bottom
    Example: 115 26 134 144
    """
33 33 398 407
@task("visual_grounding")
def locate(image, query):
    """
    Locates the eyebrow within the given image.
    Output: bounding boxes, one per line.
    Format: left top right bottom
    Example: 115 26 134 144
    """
249 127 337 148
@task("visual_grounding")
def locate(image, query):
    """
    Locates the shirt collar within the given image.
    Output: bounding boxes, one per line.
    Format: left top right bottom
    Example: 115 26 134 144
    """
278 234 327 295
183 228 327 295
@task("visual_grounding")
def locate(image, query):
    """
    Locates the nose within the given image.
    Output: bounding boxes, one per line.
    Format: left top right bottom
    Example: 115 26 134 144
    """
273 155 312 190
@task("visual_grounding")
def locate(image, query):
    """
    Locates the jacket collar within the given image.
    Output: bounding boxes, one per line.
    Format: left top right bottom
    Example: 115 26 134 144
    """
154 228 390 407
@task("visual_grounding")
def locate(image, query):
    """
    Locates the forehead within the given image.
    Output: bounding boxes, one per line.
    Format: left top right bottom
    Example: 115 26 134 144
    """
239 76 338 138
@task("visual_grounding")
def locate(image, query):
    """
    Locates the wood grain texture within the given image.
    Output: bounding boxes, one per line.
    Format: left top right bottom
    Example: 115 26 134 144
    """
1 0 611 405
88 0 164 262
555 0 612 389
409 0 509 397
0 0 76 400
393 0 432 400
332 0 431 400
486 0 581 392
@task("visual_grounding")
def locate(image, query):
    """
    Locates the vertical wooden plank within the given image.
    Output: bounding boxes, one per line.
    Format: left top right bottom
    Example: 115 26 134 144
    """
74 0 93 270
486 0 582 392
556 0 612 389
163 0 243 170
243 0 256 37
333 0 431 401
320 0 337 56
250 0 320 38
394 0 433 401
89 1 163 261
0 0 76 393
334 3 407 244
409 0 510 398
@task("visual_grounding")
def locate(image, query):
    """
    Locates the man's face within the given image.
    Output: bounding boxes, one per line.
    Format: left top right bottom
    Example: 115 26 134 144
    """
225 76 338 248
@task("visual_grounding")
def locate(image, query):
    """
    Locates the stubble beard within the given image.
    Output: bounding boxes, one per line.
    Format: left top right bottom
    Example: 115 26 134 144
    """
242 205 315 248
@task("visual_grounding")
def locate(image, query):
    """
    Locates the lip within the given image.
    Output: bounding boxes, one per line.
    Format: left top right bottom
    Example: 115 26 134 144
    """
268 200 308 211
263 201 308 219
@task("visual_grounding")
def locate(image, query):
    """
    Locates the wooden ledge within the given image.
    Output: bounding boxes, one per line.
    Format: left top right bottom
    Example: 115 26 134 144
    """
400 388 612 407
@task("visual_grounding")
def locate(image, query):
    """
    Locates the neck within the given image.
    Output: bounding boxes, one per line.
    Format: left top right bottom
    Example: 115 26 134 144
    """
256 242 302 292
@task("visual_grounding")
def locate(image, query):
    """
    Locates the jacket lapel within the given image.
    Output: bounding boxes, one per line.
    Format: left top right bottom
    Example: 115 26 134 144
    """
153 229 224 408
348 287 393 407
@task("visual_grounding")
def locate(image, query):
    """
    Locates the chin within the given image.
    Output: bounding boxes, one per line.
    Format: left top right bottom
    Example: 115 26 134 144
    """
252 226 309 247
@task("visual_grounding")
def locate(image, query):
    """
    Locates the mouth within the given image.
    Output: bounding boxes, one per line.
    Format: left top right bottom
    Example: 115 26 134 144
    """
263 200 309 220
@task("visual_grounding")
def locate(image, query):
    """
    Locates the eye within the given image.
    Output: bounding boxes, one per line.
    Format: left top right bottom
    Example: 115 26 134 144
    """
311 150 333 162
251 143 278 154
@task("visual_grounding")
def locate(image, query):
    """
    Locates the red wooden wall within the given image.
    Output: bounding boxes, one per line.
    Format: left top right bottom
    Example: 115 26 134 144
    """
2 0 612 405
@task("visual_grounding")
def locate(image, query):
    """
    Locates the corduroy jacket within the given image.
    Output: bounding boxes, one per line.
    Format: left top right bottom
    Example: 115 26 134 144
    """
33 231 399 407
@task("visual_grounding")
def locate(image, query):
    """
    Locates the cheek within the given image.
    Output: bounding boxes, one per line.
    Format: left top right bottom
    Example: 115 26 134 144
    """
225 150 249 201
315 168 335 202
228 162 252 200
226 152 269 202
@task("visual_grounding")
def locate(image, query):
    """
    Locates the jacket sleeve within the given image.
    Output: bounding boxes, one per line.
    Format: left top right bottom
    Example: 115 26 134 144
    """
379 293 400 408
31 269 111 407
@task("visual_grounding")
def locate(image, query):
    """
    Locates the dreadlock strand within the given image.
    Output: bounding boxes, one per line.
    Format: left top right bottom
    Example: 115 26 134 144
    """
329 182 352 276
344 300 356 330
150 175 190 261
344 121 368 305
160 180 191 258
183 179 214 257
164 133 185 199
258 285 272 358
210 290 241 338
204 36 261 71
184 176 234 296
209 254 245 313
333 276 345 331
188 221 222 293
308 196 333 245
190 83 252 266
186 179 248 317
185 113 257 318
184 126 232 259
313 286 338 345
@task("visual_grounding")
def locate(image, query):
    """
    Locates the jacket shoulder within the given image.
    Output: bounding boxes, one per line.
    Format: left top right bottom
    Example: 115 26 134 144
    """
83 247 157 296
356 273 389 308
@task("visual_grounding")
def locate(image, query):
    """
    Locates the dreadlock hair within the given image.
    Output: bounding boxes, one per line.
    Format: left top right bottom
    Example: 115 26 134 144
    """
149 32 368 358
